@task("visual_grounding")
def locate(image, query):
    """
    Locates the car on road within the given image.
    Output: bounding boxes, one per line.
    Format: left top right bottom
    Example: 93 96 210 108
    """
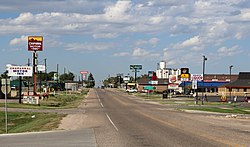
126 88 138 93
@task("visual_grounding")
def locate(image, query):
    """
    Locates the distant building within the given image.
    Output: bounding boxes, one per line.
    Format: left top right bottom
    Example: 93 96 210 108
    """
156 61 181 79
219 72 250 96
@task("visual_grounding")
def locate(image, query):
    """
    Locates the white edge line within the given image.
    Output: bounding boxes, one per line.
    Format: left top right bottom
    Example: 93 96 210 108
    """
95 90 103 108
106 113 119 132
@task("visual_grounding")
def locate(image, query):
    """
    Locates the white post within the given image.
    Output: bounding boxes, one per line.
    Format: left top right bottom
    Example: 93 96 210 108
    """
5 78 8 134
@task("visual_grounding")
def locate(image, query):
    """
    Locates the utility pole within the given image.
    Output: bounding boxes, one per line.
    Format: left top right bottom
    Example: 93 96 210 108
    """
202 55 207 105
229 65 233 101
28 58 30 95
45 58 47 87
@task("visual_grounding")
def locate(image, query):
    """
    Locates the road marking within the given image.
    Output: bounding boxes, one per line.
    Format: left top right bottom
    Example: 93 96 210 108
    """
106 113 119 132
95 90 104 108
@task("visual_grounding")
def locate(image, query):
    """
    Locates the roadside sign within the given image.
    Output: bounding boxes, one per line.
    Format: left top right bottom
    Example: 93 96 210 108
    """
192 80 198 89
28 36 43 51
168 83 179 90
169 75 177 83
181 68 189 74
149 80 158 85
181 74 189 79
7 66 33 77
191 74 203 81
130 64 142 70
80 71 88 74
37 65 46 72
1 79 11 94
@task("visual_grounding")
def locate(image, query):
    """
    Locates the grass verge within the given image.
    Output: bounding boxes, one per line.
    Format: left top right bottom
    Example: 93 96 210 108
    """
0 111 65 134
185 107 250 114
0 89 89 109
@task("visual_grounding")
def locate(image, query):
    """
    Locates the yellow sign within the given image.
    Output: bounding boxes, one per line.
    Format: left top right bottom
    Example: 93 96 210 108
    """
181 74 189 78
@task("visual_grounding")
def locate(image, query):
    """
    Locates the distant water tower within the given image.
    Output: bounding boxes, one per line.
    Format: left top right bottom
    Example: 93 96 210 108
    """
159 61 166 70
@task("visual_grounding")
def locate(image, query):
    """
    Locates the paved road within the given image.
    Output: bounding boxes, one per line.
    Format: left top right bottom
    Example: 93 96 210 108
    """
93 89 250 147
1 88 250 147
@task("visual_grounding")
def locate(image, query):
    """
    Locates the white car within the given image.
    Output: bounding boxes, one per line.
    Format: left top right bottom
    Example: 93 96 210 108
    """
126 88 138 93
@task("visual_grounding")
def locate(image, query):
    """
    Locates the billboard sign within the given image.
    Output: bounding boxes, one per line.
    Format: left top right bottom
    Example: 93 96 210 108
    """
191 74 203 81
169 75 177 83
148 71 154 78
28 36 43 51
149 80 158 85
80 71 88 75
8 66 33 77
168 83 179 90
181 68 189 74
37 65 46 72
130 64 142 70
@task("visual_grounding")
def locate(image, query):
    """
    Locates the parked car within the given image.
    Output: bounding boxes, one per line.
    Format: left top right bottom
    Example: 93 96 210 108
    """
126 88 138 93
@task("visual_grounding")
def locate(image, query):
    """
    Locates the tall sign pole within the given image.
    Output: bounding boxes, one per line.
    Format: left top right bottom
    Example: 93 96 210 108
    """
33 51 38 95
28 36 43 95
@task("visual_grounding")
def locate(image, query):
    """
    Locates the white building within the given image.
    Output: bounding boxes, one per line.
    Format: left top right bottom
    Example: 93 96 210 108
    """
156 61 181 79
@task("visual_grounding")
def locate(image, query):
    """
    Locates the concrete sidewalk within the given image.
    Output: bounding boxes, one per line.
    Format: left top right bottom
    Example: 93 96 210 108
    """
0 129 96 147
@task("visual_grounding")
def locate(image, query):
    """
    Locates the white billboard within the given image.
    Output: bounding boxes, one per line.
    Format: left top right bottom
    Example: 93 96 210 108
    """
37 65 46 72
8 66 33 77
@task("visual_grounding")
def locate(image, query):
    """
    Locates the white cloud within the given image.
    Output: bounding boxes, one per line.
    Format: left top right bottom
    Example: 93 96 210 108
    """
66 42 113 52
136 37 159 46
113 52 130 57
104 1 132 21
132 47 160 57
9 35 27 46
174 36 201 49
217 46 242 56
93 33 118 39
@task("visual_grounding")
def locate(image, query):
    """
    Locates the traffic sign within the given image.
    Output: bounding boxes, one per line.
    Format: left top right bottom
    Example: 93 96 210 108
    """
1 79 10 94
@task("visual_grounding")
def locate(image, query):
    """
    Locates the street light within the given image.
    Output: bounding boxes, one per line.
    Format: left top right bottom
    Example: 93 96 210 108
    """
229 65 233 101
202 55 207 105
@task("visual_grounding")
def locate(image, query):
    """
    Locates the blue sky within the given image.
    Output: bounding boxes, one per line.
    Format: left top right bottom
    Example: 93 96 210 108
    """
0 0 250 85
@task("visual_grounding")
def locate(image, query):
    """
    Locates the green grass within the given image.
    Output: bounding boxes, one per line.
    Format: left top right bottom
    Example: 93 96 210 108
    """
185 107 250 114
0 111 65 134
0 89 89 109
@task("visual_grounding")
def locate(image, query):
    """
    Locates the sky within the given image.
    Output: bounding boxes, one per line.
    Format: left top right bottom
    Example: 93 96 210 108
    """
0 0 250 86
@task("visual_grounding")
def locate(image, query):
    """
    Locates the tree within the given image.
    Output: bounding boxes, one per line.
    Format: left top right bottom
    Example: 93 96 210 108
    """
0 71 9 79
60 72 75 82
86 73 95 88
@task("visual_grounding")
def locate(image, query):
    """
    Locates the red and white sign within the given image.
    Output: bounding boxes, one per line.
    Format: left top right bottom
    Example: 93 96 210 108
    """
169 75 177 83
28 36 43 51
191 74 203 81
168 83 179 90
80 71 88 75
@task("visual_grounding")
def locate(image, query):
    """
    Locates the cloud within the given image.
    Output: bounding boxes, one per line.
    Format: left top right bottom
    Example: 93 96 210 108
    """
132 47 160 57
9 35 27 45
104 1 132 21
66 42 114 52
136 37 160 46
217 46 242 56
92 33 118 39
173 36 201 49
113 52 130 57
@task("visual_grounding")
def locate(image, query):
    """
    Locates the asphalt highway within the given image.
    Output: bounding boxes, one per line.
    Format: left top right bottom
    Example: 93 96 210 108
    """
1 88 249 147
93 89 250 147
